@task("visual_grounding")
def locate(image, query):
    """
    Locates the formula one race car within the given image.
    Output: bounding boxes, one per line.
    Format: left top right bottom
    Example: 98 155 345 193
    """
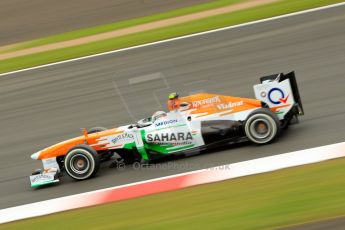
29 71 304 187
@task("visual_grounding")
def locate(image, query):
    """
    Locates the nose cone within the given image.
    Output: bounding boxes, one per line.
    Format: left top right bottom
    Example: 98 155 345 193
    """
31 151 41 160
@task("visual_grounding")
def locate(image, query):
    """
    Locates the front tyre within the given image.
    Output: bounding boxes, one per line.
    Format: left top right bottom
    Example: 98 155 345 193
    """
64 145 100 180
244 108 280 144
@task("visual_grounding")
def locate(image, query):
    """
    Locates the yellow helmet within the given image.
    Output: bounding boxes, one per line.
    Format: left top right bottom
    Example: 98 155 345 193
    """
168 92 179 100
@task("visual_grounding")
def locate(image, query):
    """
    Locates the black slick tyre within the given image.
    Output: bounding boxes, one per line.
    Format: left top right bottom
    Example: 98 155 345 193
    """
64 144 100 180
244 108 280 144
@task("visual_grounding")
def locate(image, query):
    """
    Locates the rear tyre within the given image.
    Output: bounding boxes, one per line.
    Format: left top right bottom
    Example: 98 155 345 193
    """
64 145 100 180
244 108 280 144
87 127 107 134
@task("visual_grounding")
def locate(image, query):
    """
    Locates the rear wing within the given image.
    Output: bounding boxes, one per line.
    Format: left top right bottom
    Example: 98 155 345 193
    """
253 71 304 120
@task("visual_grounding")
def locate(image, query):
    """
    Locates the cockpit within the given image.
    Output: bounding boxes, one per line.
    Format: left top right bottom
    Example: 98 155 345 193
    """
136 111 167 128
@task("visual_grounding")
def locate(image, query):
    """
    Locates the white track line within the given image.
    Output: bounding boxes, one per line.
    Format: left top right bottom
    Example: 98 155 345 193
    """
0 2 344 77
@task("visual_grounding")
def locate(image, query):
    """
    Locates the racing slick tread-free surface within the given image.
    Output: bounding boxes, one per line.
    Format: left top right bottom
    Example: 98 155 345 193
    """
0 5 344 209
64 144 100 180
244 108 280 144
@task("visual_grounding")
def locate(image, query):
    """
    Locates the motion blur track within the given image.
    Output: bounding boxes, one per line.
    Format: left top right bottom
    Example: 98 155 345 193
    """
0 0 211 45
0 4 344 209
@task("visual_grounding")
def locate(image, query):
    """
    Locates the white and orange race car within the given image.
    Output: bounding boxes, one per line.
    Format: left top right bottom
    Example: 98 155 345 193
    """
30 72 304 187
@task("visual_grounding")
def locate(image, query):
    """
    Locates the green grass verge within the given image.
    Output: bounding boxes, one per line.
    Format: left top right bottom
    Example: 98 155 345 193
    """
0 0 343 74
0 0 242 53
2 157 345 230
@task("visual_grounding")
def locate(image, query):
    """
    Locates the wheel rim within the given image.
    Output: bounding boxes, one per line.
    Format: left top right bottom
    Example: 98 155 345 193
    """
69 154 90 174
245 112 278 144
249 119 271 139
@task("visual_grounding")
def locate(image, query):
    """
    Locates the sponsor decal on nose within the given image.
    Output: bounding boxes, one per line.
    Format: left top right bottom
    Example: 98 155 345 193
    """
111 133 134 144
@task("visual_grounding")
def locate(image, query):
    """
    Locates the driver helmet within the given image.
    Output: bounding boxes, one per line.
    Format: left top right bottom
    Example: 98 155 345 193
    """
152 111 167 122
168 92 179 100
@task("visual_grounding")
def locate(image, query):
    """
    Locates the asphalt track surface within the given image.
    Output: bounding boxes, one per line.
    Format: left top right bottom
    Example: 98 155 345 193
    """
0 5 344 210
0 0 211 46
